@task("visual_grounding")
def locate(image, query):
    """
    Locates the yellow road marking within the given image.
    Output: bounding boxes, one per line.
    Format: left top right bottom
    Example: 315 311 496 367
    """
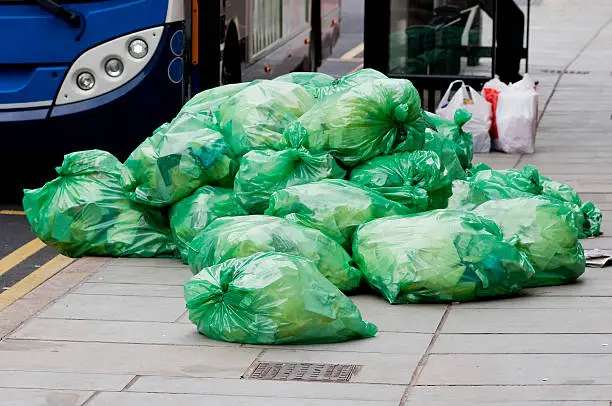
348 63 364 74
0 210 25 215
0 239 47 277
0 255 74 312
340 42 364 61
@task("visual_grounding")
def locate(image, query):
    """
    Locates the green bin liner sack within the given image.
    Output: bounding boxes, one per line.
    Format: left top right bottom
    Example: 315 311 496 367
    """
425 110 473 170
314 68 388 100
284 78 428 167
168 186 248 262
265 179 411 249
349 150 443 212
352 210 535 304
178 82 250 126
124 113 237 207
540 177 602 238
473 198 586 287
23 150 175 258
218 80 316 156
184 252 377 344
234 147 345 214
186 215 362 291
273 72 336 99
450 163 602 238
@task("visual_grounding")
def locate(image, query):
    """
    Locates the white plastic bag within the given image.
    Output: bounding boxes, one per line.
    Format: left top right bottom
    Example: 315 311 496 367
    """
483 74 538 154
436 80 492 153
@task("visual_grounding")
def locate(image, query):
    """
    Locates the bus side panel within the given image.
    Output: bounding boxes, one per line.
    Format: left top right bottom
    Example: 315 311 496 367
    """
321 0 341 60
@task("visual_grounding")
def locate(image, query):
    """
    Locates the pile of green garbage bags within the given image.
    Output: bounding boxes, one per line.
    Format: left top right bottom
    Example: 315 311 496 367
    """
23 69 601 346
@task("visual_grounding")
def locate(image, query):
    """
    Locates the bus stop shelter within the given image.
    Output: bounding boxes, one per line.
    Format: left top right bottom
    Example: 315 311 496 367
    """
364 0 531 111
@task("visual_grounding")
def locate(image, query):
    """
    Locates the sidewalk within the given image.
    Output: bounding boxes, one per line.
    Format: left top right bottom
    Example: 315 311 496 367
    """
3 2 612 405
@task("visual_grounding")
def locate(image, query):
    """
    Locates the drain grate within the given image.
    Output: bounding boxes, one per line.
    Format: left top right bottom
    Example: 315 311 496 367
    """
246 362 359 382
540 68 591 75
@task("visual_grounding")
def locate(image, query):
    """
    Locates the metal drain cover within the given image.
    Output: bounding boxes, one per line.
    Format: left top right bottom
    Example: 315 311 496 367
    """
246 362 359 382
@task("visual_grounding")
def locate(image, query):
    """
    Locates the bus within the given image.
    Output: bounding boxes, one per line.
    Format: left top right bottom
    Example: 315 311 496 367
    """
0 0 341 201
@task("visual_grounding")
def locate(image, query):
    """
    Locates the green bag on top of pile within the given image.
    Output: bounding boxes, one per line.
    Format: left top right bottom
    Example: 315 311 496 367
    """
168 186 248 262
425 110 473 170
313 68 388 100
124 113 237 207
349 150 443 211
353 210 535 304
187 215 362 291
265 179 411 249
23 150 175 258
284 78 428 167
218 80 315 156
473 198 585 287
273 72 336 99
184 252 377 344
234 142 346 214
450 163 602 237
178 82 250 125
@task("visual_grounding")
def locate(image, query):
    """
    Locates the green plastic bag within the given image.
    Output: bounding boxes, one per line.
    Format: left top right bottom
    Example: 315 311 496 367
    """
425 110 473 170
265 179 411 249
349 150 443 211
187 215 362 291
184 252 377 344
273 72 336 99
473 198 585 287
168 186 248 262
218 80 316 156
452 164 602 238
234 147 345 214
353 210 535 303
124 113 237 207
540 177 602 238
23 150 175 258
314 68 388 100
178 82 250 127
285 78 427 167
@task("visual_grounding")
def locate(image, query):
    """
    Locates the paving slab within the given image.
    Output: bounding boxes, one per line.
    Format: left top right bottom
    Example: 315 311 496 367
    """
9 318 230 347
90 265 191 285
0 388 94 406
442 308 612 333
350 295 446 333
408 385 612 403
73 282 184 297
247 331 432 354
0 371 132 391
418 353 612 385
0 340 260 378
86 392 398 406
37 293 185 322
455 295 612 309
129 376 405 401
259 349 423 384
433 333 612 354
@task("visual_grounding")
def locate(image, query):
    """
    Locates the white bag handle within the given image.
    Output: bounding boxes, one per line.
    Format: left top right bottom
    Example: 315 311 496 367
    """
439 80 465 108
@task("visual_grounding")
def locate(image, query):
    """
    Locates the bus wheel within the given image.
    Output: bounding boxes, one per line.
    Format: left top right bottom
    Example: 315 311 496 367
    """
222 21 242 84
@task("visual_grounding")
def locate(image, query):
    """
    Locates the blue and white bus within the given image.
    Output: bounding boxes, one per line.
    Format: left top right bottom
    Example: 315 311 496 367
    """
0 0 341 201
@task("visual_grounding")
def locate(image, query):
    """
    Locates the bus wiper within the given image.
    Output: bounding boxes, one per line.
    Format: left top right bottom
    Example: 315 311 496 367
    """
34 0 81 28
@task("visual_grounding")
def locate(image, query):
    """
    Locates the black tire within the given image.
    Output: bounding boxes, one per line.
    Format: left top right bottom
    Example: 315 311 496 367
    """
222 20 242 84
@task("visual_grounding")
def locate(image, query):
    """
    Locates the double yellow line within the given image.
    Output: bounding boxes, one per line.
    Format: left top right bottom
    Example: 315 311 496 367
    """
0 211 73 311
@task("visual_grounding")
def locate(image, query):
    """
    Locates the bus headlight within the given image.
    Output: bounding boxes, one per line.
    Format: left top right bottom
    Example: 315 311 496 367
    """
105 58 124 77
128 39 148 59
76 72 95 91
